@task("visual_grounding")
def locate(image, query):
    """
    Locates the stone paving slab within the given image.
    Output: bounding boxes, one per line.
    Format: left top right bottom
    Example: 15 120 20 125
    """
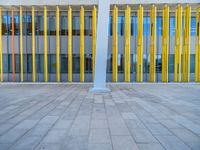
0 83 199 150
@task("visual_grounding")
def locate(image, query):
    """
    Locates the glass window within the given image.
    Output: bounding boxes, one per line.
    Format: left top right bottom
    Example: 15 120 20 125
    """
108 54 125 74
37 15 44 35
190 54 195 73
168 54 174 73
8 54 12 73
49 54 56 73
108 16 112 36
72 54 80 73
118 54 124 73
8 54 20 73
3 54 8 73
48 16 56 35
106 54 112 73
85 54 92 73
36 54 43 73
22 15 27 35
156 55 162 73
23 55 27 73
131 54 136 73
191 17 196 36
156 16 162 36
85 16 92 36
2 15 8 35
143 16 150 36
60 15 68 35
14 15 20 35
146 55 150 74
131 16 137 36
170 16 175 36
143 54 148 73
118 16 124 36
26 15 32 35
6 14 20 35
7 15 12 35
72 16 80 35
15 54 20 73
27 54 32 73
61 54 68 73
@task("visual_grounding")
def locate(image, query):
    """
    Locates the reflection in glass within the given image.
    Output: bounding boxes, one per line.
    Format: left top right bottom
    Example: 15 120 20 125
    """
72 16 80 35
60 15 68 35
2 15 8 35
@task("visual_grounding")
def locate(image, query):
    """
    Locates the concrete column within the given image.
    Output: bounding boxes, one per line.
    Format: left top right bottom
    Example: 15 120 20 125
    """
90 0 110 92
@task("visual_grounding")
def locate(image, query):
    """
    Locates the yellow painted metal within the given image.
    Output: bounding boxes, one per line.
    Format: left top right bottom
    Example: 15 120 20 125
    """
56 6 60 82
44 6 48 82
162 5 169 82
137 5 143 82
32 6 36 82
68 6 72 82
195 7 200 82
174 5 182 82
0 7 2 82
149 5 156 82
182 5 191 82
124 6 131 82
20 6 23 82
112 5 118 82
92 6 97 81
80 6 84 82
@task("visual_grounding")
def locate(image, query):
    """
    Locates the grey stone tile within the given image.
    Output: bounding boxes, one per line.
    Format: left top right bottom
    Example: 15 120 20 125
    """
155 135 191 150
0 84 200 150
186 142 200 150
64 136 88 150
68 126 90 136
158 119 183 129
107 117 127 128
171 116 200 134
35 143 61 150
14 120 38 130
124 119 146 129
109 126 131 136
26 124 52 137
0 129 27 143
38 116 59 125
7 115 27 124
145 123 172 135
138 143 164 150
129 128 157 143
42 129 68 144
52 120 73 129
0 123 15 136
111 136 139 150
170 128 200 143
9 135 41 150
88 143 113 150
92 113 107 120
89 129 111 144
121 112 138 120
140 117 159 124
90 119 108 129
0 143 11 150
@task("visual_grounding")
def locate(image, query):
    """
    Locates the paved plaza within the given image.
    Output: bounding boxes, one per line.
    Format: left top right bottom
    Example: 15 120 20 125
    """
0 83 200 150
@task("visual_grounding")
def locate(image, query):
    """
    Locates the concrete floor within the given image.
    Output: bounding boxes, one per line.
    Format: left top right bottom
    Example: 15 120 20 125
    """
0 83 200 150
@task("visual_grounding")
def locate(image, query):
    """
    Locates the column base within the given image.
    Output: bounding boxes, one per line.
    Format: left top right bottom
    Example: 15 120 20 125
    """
89 87 111 93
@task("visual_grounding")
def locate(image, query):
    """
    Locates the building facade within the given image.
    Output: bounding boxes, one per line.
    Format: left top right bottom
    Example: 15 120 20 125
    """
0 0 199 82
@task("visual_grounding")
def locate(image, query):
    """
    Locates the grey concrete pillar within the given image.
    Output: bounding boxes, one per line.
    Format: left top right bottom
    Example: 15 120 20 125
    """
90 0 110 92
